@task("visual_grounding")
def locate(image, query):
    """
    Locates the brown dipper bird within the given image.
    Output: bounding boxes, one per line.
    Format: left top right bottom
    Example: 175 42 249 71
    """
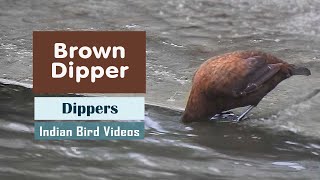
181 50 311 123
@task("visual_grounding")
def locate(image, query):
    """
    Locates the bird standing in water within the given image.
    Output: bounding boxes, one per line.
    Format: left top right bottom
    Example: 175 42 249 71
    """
181 51 311 123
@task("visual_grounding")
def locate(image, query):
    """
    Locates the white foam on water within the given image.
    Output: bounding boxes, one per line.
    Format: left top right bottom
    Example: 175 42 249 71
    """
4 123 33 133
144 116 168 133
128 153 158 167
272 162 306 170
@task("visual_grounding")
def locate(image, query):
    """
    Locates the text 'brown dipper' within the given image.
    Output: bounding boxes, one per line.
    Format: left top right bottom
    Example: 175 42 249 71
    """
181 51 311 123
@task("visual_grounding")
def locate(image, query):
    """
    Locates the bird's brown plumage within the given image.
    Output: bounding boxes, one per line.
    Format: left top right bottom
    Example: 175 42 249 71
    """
181 50 311 123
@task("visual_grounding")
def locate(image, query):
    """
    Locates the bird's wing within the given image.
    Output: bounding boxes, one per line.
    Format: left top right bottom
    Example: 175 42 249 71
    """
231 56 281 97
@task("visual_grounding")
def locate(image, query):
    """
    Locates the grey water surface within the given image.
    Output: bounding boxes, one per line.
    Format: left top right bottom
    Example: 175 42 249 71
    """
1 0 320 179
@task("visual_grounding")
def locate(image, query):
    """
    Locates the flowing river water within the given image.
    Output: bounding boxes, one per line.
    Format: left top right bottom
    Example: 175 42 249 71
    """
1 0 320 179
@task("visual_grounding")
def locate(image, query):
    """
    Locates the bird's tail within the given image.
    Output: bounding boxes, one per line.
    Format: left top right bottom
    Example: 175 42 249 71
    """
289 65 311 76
